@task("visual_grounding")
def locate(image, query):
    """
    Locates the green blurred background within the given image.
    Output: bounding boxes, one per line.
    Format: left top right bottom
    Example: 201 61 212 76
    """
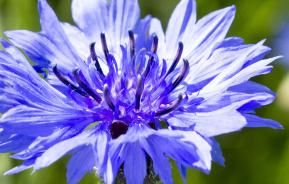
0 0 289 183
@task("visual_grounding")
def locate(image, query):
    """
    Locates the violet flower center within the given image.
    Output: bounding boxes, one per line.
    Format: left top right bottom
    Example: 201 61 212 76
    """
53 31 189 137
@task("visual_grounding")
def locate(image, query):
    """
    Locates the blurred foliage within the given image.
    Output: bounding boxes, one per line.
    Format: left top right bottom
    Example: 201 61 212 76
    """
1 0 289 183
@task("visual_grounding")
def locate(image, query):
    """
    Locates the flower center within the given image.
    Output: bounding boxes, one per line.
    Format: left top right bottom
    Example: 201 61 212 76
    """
53 31 189 133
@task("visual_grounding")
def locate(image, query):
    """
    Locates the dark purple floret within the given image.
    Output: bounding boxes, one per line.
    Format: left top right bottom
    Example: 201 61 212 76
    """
143 36 159 78
155 94 183 116
135 75 144 110
100 33 110 61
170 59 189 92
90 42 104 77
166 42 184 76
73 69 102 103
103 84 116 111
128 30 135 58
53 65 88 97
151 35 158 54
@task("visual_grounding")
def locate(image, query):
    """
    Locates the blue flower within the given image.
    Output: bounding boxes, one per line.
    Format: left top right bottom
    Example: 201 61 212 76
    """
0 0 282 184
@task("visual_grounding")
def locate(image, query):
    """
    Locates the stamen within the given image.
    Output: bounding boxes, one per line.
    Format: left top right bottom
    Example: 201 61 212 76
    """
100 33 109 61
170 59 189 92
89 42 98 61
73 69 102 103
142 56 154 78
128 30 135 58
103 84 115 111
143 35 159 78
135 75 144 110
166 42 184 76
53 65 88 97
151 35 158 53
110 121 128 139
90 42 104 77
155 94 183 116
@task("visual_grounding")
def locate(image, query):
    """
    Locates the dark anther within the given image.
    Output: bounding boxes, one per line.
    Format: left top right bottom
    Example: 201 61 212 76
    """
166 42 184 76
135 75 144 110
73 69 102 103
151 35 158 54
89 42 98 61
53 65 88 97
170 59 189 92
103 84 115 111
110 121 129 139
100 33 109 61
128 30 135 58
90 42 104 77
143 35 158 78
155 94 183 116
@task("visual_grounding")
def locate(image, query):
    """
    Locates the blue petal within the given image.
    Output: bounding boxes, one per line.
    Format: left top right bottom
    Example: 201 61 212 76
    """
142 139 173 184
66 147 95 184
34 131 95 170
124 143 147 184
244 114 283 129
0 51 62 108
5 0 84 72
193 86 275 114
168 110 246 137
108 125 212 184
61 23 90 59
108 0 140 45
0 47 98 136
0 131 34 153
176 164 187 184
0 105 94 136
230 81 275 111
149 18 166 57
105 144 123 184
4 158 35 175
135 15 152 51
4 30 75 74
156 130 212 173
184 6 235 61
38 0 81 63
209 138 225 166
0 39 30 65
94 131 110 176
108 126 173 184
0 95 20 113
34 129 109 173
230 81 274 95
186 40 270 87
72 0 108 40
11 127 83 160
193 42 278 95
166 0 196 55
215 37 244 49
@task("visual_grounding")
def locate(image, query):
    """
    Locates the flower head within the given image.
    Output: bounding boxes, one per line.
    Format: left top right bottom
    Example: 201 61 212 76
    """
0 0 282 184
